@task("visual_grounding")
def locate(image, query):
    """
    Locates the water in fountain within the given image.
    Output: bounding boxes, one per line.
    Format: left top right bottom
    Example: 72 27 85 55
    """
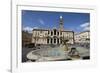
27 39 72 61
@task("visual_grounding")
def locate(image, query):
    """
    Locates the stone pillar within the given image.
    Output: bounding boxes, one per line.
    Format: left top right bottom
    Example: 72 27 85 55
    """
59 38 60 44
49 38 50 44
56 38 58 44
52 38 54 44
53 30 54 36
50 31 51 36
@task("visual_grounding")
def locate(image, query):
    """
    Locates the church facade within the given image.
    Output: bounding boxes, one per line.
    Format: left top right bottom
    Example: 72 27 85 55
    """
32 16 74 45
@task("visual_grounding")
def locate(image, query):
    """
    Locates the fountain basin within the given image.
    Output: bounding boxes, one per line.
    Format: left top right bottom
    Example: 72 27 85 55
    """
26 46 89 62
27 46 71 61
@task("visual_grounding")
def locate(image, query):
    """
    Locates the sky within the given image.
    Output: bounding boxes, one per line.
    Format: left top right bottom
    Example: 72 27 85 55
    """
22 10 90 33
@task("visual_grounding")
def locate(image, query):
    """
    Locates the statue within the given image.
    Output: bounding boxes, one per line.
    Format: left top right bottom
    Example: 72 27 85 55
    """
68 47 80 59
60 39 69 51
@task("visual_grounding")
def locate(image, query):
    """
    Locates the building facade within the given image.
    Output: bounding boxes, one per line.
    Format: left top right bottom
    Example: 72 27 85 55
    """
75 31 90 44
32 16 74 45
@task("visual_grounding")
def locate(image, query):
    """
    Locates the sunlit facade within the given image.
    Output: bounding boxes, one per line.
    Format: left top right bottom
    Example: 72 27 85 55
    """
75 31 90 44
32 16 74 45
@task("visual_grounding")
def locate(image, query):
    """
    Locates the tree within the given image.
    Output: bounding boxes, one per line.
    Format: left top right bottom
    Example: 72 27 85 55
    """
22 30 32 47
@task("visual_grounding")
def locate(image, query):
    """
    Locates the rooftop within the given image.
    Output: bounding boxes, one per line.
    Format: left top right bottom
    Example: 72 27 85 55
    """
32 28 73 32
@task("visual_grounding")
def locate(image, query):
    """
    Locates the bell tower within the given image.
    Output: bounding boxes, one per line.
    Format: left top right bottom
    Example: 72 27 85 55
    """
59 15 64 31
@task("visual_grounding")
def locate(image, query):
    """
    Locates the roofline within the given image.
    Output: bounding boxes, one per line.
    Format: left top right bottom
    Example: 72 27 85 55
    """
32 29 74 32
32 29 49 31
62 30 74 32
75 31 90 35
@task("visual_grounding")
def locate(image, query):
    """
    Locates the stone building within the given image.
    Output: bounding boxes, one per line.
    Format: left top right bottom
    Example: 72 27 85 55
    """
75 31 90 44
32 16 74 45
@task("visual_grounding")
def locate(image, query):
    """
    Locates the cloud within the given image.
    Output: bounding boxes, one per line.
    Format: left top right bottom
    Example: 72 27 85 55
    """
80 22 90 28
38 19 45 25
23 26 33 33
23 26 40 33
33 27 39 29
80 22 90 31
83 26 90 31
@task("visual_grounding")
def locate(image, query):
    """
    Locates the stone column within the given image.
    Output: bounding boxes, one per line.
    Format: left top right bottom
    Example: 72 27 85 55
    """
50 31 51 36
52 38 54 44
53 30 54 36
59 38 60 44
56 38 57 44
49 38 50 44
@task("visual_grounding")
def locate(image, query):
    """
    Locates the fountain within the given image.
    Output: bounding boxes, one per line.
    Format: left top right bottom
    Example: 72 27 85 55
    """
26 39 81 62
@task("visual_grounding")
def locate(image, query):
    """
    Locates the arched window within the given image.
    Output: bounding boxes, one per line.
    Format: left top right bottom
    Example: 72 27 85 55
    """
51 38 52 44
54 38 56 43
51 31 53 36
54 29 56 35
